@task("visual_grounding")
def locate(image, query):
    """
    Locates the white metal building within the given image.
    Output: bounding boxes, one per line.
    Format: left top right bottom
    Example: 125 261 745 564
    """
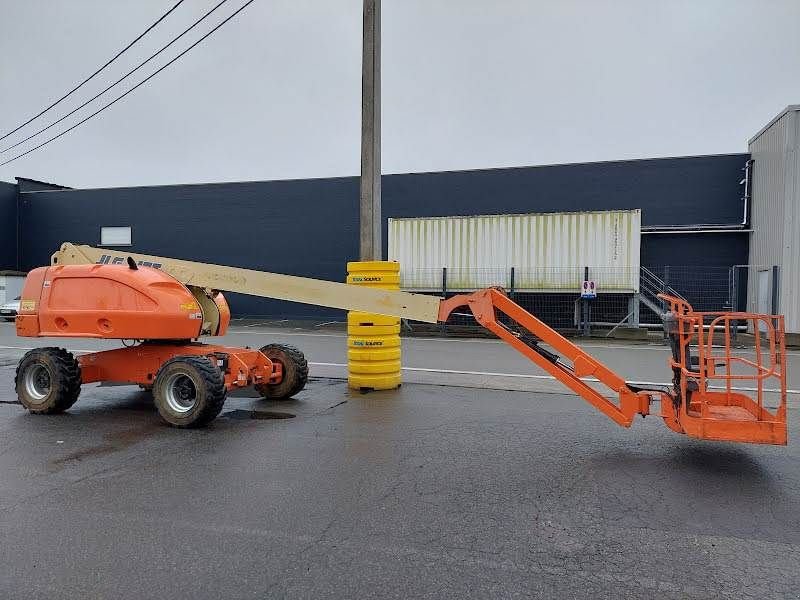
747 105 800 335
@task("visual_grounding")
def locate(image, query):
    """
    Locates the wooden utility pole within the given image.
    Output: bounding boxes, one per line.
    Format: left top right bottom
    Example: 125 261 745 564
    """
360 0 381 260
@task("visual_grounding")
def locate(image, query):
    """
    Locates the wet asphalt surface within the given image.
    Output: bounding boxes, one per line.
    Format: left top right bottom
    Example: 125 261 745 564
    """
3 320 798 397
1 332 800 598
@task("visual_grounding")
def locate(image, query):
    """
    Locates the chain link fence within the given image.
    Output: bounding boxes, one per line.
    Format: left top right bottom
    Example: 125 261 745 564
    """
640 266 736 319
401 265 768 337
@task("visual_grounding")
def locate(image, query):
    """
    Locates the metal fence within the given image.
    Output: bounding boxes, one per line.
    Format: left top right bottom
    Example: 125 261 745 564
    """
642 266 737 315
401 265 774 337
400 266 639 294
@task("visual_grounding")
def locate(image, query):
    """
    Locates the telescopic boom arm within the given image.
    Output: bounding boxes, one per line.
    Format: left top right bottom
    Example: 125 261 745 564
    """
437 288 652 427
52 243 441 323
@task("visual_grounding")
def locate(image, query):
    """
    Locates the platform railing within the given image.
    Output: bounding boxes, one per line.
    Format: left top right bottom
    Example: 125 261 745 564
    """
666 294 786 423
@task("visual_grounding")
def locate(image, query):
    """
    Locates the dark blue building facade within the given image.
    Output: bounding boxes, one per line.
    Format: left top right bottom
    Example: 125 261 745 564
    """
1 153 750 318
0 181 18 270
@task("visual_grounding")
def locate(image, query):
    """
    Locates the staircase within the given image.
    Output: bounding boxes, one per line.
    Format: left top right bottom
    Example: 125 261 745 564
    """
639 266 685 319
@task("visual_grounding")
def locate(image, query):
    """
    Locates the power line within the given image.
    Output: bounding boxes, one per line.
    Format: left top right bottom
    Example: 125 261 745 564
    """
0 0 186 143
0 0 230 156
0 0 257 168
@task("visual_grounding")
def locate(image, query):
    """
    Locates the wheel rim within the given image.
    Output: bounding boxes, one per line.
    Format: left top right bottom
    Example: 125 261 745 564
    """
164 372 198 414
24 363 52 403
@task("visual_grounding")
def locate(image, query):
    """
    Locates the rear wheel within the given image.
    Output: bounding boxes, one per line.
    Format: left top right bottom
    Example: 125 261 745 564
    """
153 356 226 428
15 347 81 414
255 344 308 400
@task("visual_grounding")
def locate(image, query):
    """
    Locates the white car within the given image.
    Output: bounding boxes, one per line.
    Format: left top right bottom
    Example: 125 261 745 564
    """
1 296 20 321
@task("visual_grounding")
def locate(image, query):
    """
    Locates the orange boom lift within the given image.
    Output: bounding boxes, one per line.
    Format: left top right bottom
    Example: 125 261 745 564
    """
12 244 788 444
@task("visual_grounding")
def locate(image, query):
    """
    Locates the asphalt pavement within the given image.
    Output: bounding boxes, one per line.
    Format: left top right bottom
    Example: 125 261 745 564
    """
1 323 799 598
2 320 798 397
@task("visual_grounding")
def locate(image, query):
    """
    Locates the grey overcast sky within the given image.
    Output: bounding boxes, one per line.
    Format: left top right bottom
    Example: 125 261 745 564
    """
1 0 799 188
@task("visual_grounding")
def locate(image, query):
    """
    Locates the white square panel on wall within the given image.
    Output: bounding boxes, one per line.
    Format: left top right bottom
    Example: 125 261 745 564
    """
100 226 132 246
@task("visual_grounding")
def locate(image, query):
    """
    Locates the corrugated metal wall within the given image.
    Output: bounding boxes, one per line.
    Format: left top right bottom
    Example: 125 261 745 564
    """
784 111 800 332
748 107 800 332
389 210 640 292
749 113 788 268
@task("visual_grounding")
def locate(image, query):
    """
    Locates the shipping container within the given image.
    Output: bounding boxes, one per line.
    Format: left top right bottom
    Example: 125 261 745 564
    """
389 210 640 292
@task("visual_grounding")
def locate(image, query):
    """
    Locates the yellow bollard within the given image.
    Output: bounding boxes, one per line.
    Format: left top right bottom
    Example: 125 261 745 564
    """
346 261 402 390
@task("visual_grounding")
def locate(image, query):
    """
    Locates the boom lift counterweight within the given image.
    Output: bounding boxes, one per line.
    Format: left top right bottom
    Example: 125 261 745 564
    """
11 244 788 444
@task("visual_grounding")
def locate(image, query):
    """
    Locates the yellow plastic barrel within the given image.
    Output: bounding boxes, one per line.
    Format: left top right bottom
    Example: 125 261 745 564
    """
347 261 402 390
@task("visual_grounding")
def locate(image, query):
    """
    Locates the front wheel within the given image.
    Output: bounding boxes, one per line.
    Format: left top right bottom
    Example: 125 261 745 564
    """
153 356 226 428
255 344 308 400
15 347 82 414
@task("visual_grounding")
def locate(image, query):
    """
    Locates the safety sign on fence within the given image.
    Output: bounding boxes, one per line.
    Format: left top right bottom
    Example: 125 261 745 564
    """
581 280 597 299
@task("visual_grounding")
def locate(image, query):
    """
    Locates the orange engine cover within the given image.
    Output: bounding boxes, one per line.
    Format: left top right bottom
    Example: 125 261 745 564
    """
16 264 228 340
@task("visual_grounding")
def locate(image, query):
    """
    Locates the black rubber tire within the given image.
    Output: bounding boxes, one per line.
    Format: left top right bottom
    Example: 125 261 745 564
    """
15 347 81 414
255 344 308 400
153 356 226 428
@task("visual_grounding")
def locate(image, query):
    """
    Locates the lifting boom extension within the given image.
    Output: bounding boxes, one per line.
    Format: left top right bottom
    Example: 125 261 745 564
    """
40 243 787 443
438 288 787 445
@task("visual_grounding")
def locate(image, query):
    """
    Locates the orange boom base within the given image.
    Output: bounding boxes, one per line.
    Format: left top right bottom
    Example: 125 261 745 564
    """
14 263 307 427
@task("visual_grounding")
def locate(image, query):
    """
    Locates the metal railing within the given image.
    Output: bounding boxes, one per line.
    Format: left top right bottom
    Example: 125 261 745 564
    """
399 265 776 337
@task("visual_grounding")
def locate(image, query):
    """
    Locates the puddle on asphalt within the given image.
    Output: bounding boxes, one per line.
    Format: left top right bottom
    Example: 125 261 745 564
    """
224 409 296 421
50 424 160 468
40 406 296 472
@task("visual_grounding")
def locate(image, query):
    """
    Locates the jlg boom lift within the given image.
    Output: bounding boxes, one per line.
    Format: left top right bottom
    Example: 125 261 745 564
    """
12 243 788 444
